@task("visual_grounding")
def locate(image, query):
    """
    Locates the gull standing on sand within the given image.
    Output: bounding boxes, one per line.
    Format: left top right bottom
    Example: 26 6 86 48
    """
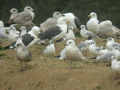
16 39 32 71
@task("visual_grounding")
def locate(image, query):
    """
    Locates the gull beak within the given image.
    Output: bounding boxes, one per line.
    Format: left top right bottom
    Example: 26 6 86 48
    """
88 15 91 18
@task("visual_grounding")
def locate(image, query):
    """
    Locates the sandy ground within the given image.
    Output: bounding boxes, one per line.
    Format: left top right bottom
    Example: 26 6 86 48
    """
0 38 120 90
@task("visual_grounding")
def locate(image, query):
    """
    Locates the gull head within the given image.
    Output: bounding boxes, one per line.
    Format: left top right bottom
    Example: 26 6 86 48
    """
31 26 40 36
86 40 96 46
16 43 23 48
53 11 62 18
24 6 34 12
88 12 97 19
10 8 18 14
80 25 85 30
107 37 114 42
66 39 76 46
15 38 24 48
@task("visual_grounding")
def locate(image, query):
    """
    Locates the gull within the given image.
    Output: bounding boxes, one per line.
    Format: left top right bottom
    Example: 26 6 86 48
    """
40 11 62 32
16 40 32 71
3 26 40 49
86 12 99 33
0 20 4 27
17 26 40 47
87 39 102 55
98 20 113 36
39 17 69 44
64 24 75 40
0 20 8 38
96 47 120 61
0 22 19 41
80 25 96 39
106 37 120 50
87 12 120 37
19 26 27 36
6 25 20 41
9 8 18 22
8 6 35 28
96 49 114 62
43 42 55 56
58 39 86 60
62 12 81 30
77 40 91 51
111 56 120 71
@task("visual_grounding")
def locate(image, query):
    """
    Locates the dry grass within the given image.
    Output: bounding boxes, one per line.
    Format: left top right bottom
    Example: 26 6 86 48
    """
0 37 120 90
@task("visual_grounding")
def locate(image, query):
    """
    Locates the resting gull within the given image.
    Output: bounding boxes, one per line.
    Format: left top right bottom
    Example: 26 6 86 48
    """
40 11 63 32
0 22 19 41
106 37 120 50
87 12 120 37
80 25 96 39
58 39 86 60
111 56 120 71
8 6 35 28
3 26 40 49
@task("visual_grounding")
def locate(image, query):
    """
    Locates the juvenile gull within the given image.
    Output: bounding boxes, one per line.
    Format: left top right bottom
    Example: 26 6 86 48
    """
8 6 35 28
9 8 18 22
40 11 62 32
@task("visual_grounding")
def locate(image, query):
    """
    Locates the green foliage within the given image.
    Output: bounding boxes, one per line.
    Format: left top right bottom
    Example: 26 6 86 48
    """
0 0 120 27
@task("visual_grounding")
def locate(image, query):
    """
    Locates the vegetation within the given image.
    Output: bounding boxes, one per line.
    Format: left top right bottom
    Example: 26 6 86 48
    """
0 0 120 27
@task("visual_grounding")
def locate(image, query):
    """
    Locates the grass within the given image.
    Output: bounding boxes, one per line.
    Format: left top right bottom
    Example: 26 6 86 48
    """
0 37 120 90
